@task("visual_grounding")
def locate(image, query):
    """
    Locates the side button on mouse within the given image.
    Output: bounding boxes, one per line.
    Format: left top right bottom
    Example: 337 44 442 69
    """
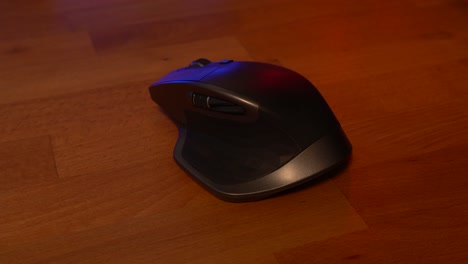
208 97 245 114
191 93 245 114
192 93 209 109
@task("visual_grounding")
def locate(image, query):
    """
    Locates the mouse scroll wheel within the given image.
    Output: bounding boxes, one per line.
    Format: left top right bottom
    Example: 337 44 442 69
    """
188 58 212 68
192 93 245 114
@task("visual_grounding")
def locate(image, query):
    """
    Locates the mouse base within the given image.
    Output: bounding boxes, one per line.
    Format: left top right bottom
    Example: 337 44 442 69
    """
173 127 352 202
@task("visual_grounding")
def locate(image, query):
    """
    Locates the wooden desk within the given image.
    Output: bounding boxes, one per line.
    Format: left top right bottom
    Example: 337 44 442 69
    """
1 0 467 263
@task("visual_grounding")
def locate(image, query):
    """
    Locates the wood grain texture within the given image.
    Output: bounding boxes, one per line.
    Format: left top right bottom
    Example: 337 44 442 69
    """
1 0 467 263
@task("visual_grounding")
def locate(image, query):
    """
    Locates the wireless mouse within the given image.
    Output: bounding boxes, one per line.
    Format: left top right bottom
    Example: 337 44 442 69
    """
149 59 352 202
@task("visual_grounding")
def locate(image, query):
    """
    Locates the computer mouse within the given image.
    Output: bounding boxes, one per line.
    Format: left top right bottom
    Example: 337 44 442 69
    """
149 58 352 202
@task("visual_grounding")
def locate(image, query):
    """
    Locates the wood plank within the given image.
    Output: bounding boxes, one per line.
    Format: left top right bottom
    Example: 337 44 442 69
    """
61 0 295 30
0 32 96 70
320 60 468 123
0 2 70 39
0 179 365 263
275 222 468 263
334 144 468 216
283 37 468 85
88 0 374 52
343 102 467 169
89 12 238 52
0 136 58 190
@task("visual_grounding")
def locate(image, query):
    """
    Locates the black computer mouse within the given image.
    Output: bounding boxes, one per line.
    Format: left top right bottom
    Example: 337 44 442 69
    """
149 58 351 202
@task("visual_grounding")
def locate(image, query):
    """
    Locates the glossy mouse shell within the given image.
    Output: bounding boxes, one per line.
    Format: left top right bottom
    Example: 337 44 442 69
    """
149 60 351 202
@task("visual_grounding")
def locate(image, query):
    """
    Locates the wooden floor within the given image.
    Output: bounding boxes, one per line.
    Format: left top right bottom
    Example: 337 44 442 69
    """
1 0 468 263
